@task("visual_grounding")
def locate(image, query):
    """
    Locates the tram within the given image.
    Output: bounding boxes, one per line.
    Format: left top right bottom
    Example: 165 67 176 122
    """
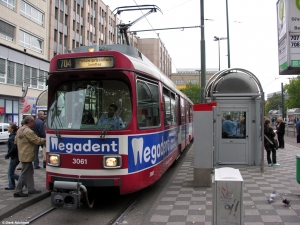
287 108 300 125
46 44 194 209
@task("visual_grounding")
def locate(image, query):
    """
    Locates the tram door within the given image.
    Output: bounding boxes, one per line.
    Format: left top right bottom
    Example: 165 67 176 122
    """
217 108 249 164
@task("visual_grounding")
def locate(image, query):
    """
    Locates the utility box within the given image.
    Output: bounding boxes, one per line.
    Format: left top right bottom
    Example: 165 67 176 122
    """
213 167 244 225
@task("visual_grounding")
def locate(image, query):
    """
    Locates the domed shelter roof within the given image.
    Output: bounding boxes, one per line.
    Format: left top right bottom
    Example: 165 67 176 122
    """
205 68 263 101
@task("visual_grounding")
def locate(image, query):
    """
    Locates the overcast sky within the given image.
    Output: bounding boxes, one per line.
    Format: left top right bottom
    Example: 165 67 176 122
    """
104 0 298 96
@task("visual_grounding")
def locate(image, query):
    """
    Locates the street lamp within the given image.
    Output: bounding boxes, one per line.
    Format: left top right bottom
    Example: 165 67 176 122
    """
213 36 227 71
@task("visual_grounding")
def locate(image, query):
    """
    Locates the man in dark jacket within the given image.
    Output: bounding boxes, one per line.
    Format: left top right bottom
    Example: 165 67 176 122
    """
296 119 300 143
4 123 19 190
32 111 46 169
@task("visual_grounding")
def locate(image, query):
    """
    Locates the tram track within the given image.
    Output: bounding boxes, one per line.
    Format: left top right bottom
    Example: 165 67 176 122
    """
27 207 56 224
108 189 145 225
21 189 146 225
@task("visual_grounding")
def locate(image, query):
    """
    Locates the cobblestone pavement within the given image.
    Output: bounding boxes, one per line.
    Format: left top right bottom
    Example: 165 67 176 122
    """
1 134 300 224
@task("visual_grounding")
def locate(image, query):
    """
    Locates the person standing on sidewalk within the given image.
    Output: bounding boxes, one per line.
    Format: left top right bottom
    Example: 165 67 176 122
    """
13 116 46 197
32 111 46 169
264 120 280 167
275 117 285 149
296 119 300 143
4 123 19 190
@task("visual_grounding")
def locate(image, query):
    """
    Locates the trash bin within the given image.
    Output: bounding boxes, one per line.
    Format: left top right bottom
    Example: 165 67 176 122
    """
296 155 300 184
213 167 244 225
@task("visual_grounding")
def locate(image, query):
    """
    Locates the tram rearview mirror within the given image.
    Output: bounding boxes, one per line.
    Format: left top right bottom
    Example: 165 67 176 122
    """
22 84 28 98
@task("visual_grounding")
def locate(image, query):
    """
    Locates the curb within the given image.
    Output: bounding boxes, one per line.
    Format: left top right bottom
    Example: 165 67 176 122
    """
0 191 51 221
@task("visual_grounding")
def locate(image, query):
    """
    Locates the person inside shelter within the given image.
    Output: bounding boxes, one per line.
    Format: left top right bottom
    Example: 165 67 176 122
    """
222 115 237 138
98 103 125 129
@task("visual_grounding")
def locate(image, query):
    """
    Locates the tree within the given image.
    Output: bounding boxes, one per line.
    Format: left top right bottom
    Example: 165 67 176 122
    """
265 93 282 115
284 76 300 109
180 83 200 103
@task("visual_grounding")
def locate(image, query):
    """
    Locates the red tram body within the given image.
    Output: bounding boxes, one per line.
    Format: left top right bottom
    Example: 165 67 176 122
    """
46 45 194 197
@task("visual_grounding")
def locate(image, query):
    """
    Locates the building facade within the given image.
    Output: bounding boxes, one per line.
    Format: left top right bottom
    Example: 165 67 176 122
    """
169 68 218 90
0 0 50 124
137 38 172 76
0 0 173 125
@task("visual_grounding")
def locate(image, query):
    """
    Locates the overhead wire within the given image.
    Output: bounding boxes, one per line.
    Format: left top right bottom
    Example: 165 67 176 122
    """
132 0 195 74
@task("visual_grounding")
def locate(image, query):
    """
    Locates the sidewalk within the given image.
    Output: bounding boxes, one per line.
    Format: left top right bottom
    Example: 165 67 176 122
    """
141 135 300 224
0 152 50 221
1 134 300 224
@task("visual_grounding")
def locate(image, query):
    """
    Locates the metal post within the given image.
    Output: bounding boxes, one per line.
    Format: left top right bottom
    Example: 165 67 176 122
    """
281 82 284 118
226 0 230 68
261 92 265 173
218 39 220 71
200 0 206 103
214 36 227 71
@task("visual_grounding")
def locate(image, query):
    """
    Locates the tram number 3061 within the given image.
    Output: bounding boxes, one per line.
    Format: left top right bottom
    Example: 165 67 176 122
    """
73 158 88 164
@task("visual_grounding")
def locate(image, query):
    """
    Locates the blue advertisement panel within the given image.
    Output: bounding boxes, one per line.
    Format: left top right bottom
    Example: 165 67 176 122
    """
128 128 178 173
49 136 119 154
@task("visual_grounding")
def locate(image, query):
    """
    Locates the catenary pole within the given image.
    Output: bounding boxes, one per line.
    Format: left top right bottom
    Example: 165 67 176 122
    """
200 0 206 103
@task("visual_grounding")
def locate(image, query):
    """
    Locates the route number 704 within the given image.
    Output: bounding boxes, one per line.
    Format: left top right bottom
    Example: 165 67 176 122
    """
291 36 299 41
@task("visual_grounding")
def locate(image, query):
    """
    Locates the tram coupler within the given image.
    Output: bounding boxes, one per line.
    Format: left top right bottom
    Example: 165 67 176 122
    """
51 181 82 210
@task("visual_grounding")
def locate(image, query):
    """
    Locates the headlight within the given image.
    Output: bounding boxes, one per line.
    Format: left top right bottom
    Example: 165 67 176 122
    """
103 155 122 169
48 154 60 167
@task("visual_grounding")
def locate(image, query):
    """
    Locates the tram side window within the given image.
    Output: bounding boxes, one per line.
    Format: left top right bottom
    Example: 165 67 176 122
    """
171 93 177 125
189 104 193 122
163 87 176 126
180 98 185 124
137 79 160 128
186 102 190 123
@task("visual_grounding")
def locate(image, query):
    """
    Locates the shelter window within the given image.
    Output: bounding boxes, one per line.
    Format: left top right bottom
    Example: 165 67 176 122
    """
221 111 246 139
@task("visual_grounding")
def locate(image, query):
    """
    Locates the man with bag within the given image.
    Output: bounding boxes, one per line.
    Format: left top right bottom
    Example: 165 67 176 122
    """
13 116 46 197
264 120 280 167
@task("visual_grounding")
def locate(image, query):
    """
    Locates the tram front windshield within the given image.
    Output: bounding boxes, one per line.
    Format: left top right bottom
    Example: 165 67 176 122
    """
48 80 131 130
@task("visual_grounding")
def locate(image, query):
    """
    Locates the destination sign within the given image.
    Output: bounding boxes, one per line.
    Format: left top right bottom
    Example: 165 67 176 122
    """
57 57 114 70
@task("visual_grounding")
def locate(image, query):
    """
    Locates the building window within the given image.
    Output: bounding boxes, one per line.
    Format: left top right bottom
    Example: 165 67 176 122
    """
0 19 15 42
54 29 57 42
0 0 15 10
55 7 58 20
38 70 46 89
60 10 63 23
174 80 184 85
7 61 15 84
65 14 68 26
188 80 197 84
16 63 23 86
0 58 6 83
31 68 37 88
19 30 43 53
59 32 62 44
20 1 44 26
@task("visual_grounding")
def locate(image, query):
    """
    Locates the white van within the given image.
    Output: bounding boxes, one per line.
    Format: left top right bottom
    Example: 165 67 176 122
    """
0 123 9 143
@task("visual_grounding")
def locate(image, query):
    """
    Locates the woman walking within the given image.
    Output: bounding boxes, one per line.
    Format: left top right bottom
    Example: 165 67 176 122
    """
264 120 280 167
4 123 20 190
275 117 285 148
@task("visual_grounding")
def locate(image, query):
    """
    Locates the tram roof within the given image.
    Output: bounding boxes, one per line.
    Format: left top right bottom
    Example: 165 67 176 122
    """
70 44 191 103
